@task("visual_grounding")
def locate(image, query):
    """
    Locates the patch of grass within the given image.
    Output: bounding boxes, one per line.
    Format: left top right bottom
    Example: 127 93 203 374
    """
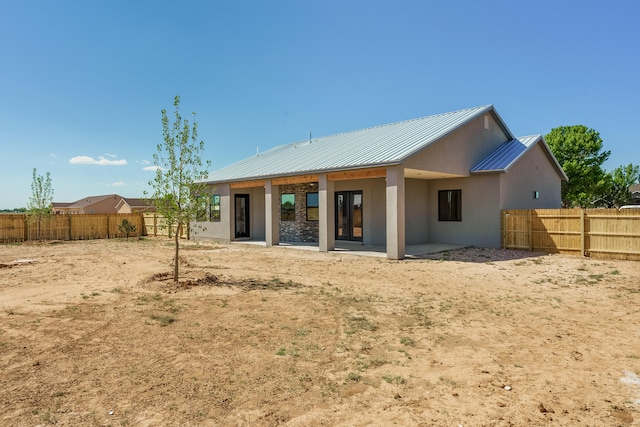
346 372 362 382
276 347 286 356
348 315 376 331
110 287 123 294
439 376 458 387
382 375 407 385
149 314 176 327
137 293 163 304
609 269 621 275
295 328 309 337
400 336 416 347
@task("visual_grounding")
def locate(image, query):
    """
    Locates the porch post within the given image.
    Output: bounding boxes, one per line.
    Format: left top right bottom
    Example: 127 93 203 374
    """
319 174 335 252
386 165 405 260
265 179 280 246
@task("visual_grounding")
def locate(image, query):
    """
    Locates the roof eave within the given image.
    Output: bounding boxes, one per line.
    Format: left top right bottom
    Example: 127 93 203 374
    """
203 161 402 185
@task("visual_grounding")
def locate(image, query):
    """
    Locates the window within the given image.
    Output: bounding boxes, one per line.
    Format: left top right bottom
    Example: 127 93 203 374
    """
210 194 221 222
281 193 295 221
306 192 319 221
438 190 461 221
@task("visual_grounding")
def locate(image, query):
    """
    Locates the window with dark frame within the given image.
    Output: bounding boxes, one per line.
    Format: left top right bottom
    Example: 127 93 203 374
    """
210 194 221 222
438 190 462 221
281 193 295 221
306 192 319 221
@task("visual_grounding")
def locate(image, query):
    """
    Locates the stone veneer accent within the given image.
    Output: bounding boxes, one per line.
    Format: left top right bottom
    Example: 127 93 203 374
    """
279 183 319 243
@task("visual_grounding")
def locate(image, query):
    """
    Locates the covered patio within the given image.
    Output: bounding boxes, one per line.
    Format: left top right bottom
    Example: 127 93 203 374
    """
231 240 467 259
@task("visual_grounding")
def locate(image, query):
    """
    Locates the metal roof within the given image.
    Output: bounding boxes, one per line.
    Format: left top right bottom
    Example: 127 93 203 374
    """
470 135 568 181
206 105 500 183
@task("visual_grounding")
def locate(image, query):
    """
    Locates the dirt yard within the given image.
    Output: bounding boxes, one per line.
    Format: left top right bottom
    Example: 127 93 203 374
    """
1 238 639 426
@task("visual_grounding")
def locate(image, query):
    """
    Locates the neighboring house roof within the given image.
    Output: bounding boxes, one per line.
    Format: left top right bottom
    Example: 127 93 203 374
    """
52 194 122 210
470 135 568 181
115 198 156 211
630 183 640 195
70 194 120 209
206 105 512 183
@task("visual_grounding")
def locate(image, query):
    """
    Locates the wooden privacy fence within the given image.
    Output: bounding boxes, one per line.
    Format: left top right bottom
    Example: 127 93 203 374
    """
142 214 188 239
0 213 145 243
502 209 640 260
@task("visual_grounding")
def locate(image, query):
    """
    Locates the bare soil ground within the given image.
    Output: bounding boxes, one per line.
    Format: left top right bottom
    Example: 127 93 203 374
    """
1 238 639 426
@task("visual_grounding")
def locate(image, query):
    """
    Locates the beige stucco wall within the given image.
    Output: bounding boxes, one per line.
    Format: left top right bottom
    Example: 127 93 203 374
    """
404 113 510 175
405 179 429 244
499 143 563 209
192 183 232 242
427 175 502 248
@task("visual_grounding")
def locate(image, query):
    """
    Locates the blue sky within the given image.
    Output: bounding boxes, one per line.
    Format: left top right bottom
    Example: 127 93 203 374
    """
1 0 638 209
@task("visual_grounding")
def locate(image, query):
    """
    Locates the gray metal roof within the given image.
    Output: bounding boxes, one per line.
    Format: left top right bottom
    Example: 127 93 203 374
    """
471 135 568 181
206 105 500 183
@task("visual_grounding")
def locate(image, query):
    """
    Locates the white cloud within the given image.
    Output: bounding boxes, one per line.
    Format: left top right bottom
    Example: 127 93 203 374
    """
111 181 127 187
143 165 162 171
69 156 127 166
141 159 150 165
104 153 117 158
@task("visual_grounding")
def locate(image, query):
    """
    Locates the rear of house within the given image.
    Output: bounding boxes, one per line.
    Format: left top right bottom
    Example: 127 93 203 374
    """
193 105 566 259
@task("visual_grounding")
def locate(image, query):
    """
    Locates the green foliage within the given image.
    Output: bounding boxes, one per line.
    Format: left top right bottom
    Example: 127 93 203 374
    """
145 96 211 282
545 125 610 208
118 219 137 240
597 163 640 208
26 168 54 240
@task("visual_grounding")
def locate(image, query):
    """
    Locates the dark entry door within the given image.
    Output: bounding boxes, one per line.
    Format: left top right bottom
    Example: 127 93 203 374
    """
235 194 250 238
336 191 363 241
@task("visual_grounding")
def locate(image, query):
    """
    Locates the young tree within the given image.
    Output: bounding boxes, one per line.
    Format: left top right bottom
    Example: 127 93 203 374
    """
545 125 610 208
145 96 211 282
26 168 54 240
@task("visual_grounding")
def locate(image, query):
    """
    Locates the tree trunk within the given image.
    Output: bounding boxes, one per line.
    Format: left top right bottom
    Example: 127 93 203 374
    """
173 222 181 282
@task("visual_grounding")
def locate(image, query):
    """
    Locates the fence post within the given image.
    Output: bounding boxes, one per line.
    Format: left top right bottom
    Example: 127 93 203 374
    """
527 210 533 251
580 209 586 257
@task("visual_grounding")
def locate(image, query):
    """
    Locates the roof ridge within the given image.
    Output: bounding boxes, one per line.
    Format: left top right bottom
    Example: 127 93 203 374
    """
288 104 494 146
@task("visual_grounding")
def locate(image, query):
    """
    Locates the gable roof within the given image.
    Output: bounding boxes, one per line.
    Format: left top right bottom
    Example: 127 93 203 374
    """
470 135 568 180
54 194 122 209
206 105 510 183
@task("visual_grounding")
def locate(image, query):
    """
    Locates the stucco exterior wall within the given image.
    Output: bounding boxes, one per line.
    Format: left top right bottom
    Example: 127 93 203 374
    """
499 143 563 209
192 183 232 242
405 178 429 244
427 175 502 248
404 113 510 175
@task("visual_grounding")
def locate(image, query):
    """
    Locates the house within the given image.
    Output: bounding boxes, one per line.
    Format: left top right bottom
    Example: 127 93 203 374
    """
115 198 156 214
53 194 130 214
195 105 567 259
630 183 640 205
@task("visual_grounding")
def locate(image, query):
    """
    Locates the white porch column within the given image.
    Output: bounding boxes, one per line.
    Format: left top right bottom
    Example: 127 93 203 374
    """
386 165 405 260
265 179 280 246
319 174 335 252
